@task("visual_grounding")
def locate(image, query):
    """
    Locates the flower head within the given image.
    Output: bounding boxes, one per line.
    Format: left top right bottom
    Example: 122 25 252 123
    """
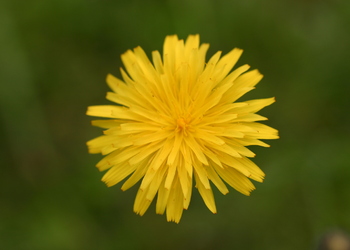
87 35 279 223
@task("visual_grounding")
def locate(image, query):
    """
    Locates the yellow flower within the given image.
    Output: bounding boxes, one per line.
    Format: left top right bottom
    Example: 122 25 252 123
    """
87 35 279 223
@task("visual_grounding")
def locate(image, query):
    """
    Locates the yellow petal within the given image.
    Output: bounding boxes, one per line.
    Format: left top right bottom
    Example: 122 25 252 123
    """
206 141 242 158
243 122 280 139
195 173 217 214
164 164 177 190
195 129 225 145
152 50 164 74
102 161 136 187
214 165 255 196
183 175 193 210
156 178 170 215
166 178 184 223
91 119 122 129
133 188 152 216
87 105 123 119
177 156 189 198
233 97 275 114
96 146 141 171
106 73 127 93
193 157 210 189
216 152 251 177
167 131 183 165
146 164 168 201
233 138 270 147
184 135 208 165
233 113 268 122
129 141 164 165
213 48 243 83
235 156 265 182
205 165 229 195
121 155 151 191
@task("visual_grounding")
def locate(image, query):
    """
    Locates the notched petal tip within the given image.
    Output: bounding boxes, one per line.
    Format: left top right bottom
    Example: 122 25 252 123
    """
133 45 142 51
103 180 114 187
255 178 264 183
256 71 264 78
105 73 113 81
167 218 180 224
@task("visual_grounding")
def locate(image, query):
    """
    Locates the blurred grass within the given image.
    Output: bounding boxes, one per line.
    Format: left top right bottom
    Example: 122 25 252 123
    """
1 0 350 249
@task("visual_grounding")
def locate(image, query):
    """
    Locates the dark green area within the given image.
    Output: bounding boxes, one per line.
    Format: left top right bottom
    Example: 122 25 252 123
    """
1 0 350 249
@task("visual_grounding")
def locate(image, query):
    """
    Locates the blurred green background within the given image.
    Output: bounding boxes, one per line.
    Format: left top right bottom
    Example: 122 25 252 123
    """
1 0 350 249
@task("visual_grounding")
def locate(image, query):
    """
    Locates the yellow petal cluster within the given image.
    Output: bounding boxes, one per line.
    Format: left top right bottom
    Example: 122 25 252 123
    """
87 35 279 223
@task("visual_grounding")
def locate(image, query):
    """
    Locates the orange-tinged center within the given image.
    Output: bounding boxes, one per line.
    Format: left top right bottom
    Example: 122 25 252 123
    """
177 117 188 130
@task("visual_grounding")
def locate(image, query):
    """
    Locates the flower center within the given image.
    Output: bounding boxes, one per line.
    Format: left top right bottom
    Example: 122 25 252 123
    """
177 117 188 130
